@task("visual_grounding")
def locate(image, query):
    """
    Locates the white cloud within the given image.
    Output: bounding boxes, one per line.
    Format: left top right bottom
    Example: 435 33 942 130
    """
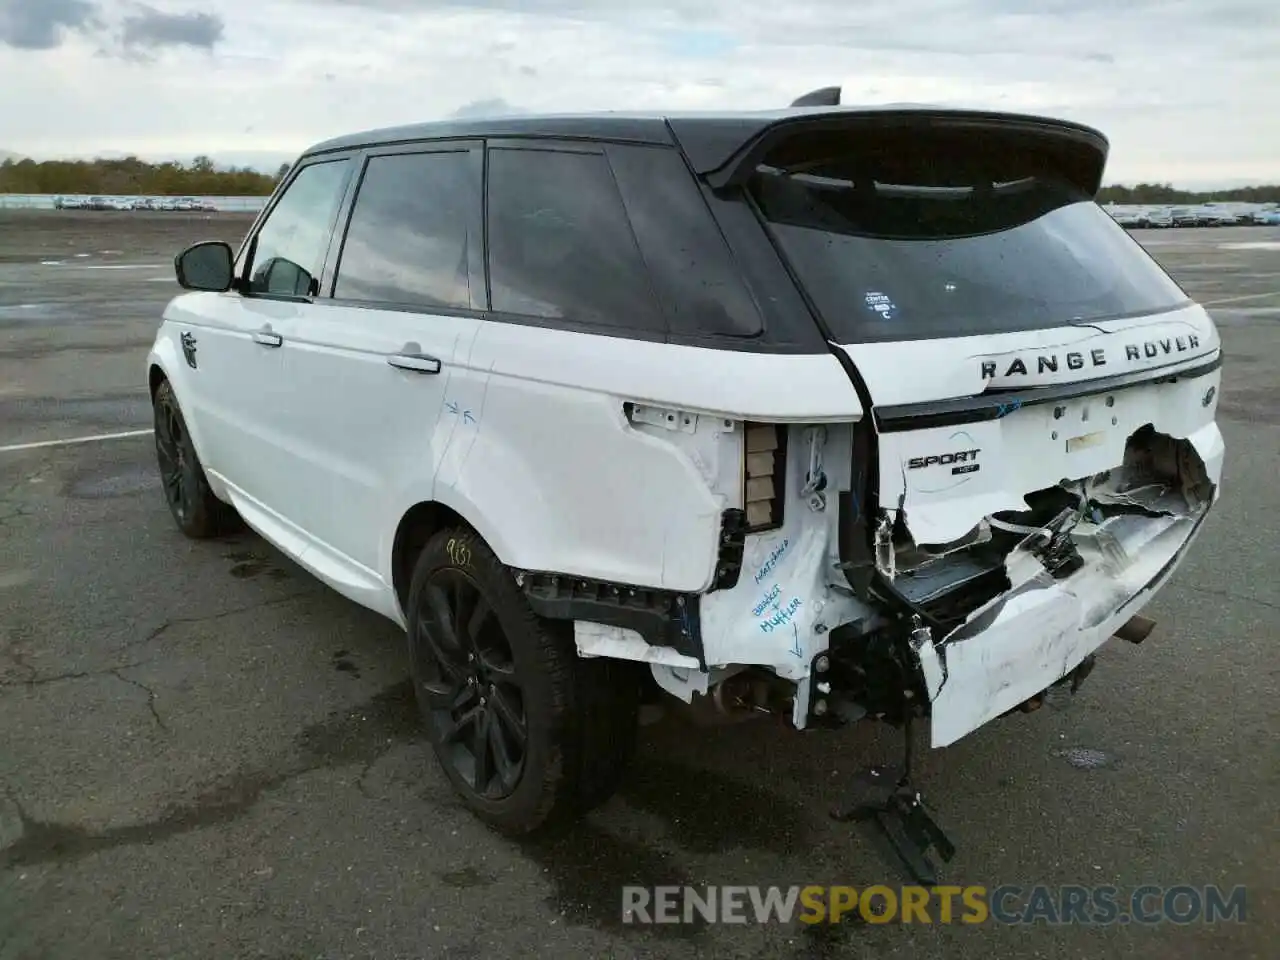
0 0 1276 185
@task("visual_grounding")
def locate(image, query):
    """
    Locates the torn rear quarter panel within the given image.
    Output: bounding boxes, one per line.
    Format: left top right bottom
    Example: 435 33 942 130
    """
570 415 877 697
696 420 872 681
453 321 864 594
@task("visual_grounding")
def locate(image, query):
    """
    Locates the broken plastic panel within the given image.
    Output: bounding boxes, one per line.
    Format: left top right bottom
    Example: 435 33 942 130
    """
909 424 1221 747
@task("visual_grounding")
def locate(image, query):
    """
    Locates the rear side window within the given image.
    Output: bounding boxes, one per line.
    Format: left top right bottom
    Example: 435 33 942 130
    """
246 158 350 297
748 131 1190 343
334 150 477 310
485 147 664 334
605 143 764 339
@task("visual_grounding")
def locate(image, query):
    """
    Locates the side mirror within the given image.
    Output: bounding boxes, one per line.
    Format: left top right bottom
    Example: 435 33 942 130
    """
174 240 234 292
253 256 316 297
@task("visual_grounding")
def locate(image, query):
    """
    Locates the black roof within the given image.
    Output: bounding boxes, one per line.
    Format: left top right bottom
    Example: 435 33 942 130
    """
301 104 1109 183
305 113 677 157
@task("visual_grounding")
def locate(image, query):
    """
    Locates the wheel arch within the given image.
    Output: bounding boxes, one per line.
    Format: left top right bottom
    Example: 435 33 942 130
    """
145 350 215 479
148 361 168 401
389 475 537 616
391 499 485 616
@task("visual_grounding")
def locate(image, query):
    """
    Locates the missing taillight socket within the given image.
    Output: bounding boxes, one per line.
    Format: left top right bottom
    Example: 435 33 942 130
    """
742 421 787 532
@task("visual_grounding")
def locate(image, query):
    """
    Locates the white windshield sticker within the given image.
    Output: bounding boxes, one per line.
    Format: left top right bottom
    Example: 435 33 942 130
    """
864 291 897 320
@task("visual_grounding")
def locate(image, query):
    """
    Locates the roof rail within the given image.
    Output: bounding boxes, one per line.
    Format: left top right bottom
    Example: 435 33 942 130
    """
790 86 841 107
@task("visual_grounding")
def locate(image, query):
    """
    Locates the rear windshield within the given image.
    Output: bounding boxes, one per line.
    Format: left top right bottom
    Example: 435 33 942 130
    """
747 148 1190 343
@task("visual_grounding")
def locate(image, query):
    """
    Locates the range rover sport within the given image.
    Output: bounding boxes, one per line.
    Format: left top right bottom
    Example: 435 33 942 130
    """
148 89 1225 877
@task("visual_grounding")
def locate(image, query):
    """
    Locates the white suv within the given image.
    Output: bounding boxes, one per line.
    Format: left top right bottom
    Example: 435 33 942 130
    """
148 92 1225 878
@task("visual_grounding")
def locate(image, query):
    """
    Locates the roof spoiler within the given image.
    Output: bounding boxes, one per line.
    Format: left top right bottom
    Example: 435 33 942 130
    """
676 109 1109 196
790 86 841 107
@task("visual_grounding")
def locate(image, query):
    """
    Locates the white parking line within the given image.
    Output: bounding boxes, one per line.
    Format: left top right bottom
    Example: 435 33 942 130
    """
1217 241 1280 251
39 262 168 270
80 264 168 270
1202 292 1278 307
0 429 153 454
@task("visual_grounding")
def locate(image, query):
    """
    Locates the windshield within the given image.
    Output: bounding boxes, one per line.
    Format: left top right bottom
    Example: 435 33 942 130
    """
748 158 1190 343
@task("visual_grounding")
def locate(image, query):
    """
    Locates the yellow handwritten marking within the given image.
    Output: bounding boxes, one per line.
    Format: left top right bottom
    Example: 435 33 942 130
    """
446 538 472 569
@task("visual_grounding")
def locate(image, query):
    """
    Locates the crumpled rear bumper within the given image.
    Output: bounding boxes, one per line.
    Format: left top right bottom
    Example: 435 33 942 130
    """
915 423 1223 747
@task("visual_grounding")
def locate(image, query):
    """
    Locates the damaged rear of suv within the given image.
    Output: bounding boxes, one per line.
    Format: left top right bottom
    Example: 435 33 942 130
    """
153 88 1223 877
728 101 1224 740
642 94 1224 874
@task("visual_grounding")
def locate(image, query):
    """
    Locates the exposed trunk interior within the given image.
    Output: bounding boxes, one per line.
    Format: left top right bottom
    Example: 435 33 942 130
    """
879 423 1215 633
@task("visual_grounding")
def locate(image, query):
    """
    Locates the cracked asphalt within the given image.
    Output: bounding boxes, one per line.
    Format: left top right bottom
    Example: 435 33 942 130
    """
1 211 1277 959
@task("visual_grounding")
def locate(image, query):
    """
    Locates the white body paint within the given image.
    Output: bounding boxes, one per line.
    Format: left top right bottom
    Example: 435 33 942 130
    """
148 286 1224 749
835 302 1218 407
865 309 1219 547
150 292 861 627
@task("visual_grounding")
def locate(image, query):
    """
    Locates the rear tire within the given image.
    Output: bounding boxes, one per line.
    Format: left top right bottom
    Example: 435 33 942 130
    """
406 526 640 835
152 378 241 539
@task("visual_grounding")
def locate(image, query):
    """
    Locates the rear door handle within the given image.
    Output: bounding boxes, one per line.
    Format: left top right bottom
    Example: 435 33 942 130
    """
387 353 441 374
253 331 283 347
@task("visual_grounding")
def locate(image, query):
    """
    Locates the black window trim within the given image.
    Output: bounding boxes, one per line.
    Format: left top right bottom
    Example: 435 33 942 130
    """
233 151 360 304
237 134 832 356
321 138 487 315
302 129 672 162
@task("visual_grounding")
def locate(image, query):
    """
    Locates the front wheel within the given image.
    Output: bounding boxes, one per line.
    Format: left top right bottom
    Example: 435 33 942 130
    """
152 379 240 538
406 526 640 835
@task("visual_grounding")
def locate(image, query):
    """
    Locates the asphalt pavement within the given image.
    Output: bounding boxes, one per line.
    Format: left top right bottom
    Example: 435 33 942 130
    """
1 212 1277 959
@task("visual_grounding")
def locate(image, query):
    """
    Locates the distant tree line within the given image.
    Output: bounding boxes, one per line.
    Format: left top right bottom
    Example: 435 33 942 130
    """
2 155 1278 204
0 155 292 196
1097 183 1280 204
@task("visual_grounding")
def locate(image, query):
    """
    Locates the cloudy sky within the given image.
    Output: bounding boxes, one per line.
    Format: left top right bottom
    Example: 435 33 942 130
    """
1 0 1277 186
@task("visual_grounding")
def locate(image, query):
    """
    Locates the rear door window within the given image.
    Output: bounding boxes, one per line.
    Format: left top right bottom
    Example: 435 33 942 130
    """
333 148 479 310
485 146 665 335
748 133 1191 343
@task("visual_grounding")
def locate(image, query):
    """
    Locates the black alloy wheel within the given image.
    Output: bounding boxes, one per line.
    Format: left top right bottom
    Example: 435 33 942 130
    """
413 566 527 800
154 385 196 525
151 378 240 538
405 527 642 835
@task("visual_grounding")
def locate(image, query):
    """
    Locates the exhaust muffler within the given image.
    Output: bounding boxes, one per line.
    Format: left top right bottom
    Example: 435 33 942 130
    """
1114 614 1156 645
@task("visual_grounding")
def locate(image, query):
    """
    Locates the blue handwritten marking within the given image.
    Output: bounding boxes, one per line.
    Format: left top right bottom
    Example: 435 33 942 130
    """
751 583 782 618
752 580 804 634
994 397 1023 419
444 399 476 424
759 596 803 633
789 623 802 658
753 538 791 585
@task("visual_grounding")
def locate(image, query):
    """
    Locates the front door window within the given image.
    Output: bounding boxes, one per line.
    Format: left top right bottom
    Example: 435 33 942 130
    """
245 159 351 296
